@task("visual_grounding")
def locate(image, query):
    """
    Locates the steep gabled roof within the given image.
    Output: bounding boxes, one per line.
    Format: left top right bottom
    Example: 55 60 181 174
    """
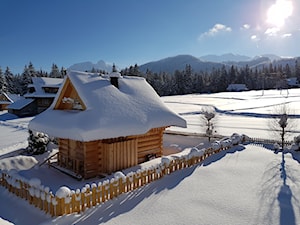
29 71 186 141
24 77 63 98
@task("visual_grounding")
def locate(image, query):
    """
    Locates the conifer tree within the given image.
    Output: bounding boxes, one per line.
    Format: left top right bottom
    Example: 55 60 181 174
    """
49 63 62 78
0 67 4 92
4 67 14 93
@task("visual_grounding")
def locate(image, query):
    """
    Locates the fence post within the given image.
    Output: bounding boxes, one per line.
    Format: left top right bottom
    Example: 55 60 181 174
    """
96 183 102 204
73 189 81 213
85 185 91 208
91 184 97 206
81 190 85 212
55 196 65 216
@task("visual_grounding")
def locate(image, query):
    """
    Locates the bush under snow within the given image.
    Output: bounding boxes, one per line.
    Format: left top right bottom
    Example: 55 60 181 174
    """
27 130 50 155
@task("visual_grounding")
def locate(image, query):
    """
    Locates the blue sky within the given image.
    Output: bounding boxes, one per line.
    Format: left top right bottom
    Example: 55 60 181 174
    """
1 0 299 74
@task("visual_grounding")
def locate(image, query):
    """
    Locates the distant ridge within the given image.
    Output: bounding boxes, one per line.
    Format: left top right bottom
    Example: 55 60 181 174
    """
199 53 251 62
68 53 299 75
139 55 224 74
68 60 113 72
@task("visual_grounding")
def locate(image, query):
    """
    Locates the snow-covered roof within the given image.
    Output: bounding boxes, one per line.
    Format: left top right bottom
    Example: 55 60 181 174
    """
29 71 186 141
7 98 34 110
24 77 63 98
226 84 248 91
287 77 299 87
0 92 21 104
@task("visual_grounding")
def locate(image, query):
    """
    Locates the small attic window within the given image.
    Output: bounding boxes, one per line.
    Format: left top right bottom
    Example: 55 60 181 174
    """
62 97 83 110
28 87 35 93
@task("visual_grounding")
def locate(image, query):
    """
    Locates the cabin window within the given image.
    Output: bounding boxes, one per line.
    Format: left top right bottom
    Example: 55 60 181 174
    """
43 87 59 93
28 87 35 93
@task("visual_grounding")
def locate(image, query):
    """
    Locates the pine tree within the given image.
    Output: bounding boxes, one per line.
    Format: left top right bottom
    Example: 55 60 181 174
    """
0 67 4 92
27 62 37 77
49 64 62 78
21 64 34 95
4 67 15 93
295 58 300 81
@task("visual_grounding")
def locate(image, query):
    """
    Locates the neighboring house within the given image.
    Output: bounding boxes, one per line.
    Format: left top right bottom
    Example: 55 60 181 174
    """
226 84 248 92
286 77 300 88
0 92 21 111
8 77 63 117
29 71 186 179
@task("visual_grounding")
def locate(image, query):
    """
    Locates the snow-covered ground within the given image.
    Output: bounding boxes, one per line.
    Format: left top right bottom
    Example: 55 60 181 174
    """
1 88 300 225
164 88 300 139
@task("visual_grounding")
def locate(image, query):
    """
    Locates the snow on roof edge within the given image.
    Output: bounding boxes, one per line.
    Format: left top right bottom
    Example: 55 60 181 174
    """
29 70 187 141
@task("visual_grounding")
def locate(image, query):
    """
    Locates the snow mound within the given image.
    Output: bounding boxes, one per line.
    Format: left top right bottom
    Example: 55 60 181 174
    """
55 186 71 198
0 156 38 171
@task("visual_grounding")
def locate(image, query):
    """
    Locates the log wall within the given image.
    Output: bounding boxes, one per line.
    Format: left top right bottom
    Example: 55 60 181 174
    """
57 127 166 179
134 127 165 163
102 139 137 175
83 141 101 178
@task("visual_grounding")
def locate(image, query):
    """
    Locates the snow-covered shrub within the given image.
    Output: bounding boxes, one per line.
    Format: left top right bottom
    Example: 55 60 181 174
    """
220 137 232 148
290 143 299 151
161 156 171 166
27 130 50 155
292 135 300 151
188 147 205 159
231 133 241 145
273 143 280 151
211 141 221 150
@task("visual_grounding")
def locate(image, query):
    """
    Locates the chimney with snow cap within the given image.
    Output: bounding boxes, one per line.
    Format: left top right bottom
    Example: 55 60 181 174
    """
109 72 122 89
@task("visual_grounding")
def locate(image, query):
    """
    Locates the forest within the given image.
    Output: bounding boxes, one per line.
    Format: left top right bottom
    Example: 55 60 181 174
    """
122 60 300 96
1 59 300 97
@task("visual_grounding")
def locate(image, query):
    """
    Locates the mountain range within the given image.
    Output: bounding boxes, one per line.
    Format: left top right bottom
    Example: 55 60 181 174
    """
68 54 298 74
68 60 113 72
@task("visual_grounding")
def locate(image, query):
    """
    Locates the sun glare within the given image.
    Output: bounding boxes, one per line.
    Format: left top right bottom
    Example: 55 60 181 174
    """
267 0 293 27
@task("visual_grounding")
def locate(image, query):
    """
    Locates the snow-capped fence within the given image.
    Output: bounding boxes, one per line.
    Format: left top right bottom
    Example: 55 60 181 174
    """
247 137 292 146
0 133 245 217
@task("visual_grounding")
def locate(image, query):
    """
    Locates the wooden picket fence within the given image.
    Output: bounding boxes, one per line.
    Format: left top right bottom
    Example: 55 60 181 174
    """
0 145 228 217
247 137 292 146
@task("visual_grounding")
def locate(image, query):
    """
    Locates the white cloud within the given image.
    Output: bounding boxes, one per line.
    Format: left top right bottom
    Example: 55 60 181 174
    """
241 24 250 30
199 23 232 39
251 35 259 41
265 27 280 36
282 33 292 38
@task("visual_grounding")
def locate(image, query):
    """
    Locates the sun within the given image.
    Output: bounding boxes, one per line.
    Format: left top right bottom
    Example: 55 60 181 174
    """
266 0 293 27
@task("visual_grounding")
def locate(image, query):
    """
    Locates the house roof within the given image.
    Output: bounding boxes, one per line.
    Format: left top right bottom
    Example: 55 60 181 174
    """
24 77 63 98
226 84 248 91
7 98 34 110
0 92 22 104
29 71 186 141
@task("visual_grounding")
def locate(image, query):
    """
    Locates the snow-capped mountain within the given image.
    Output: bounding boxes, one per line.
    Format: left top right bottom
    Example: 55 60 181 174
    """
139 55 224 74
68 60 113 72
199 53 251 63
68 53 297 75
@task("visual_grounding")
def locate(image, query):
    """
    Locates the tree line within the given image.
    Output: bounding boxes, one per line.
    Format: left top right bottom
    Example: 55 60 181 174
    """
121 59 300 96
0 62 66 95
1 59 300 97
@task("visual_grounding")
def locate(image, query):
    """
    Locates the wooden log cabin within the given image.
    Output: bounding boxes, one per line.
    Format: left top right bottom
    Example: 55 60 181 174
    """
29 71 186 179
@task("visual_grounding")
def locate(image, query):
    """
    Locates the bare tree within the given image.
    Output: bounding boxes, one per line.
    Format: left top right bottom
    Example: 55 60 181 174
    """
200 106 217 142
269 104 295 149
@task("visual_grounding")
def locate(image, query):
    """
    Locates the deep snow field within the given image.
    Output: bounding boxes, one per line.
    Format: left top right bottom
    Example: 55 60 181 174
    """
1 88 300 225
